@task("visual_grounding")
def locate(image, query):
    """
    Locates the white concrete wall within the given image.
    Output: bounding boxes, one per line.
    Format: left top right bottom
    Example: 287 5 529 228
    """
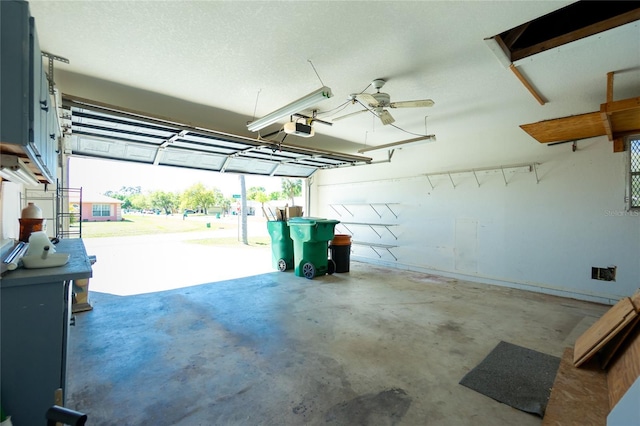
51 71 639 304
312 137 639 305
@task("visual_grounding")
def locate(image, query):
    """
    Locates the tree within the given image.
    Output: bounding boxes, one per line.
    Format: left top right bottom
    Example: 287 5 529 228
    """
281 178 302 206
247 186 266 200
104 186 143 211
221 197 232 215
149 190 180 214
128 193 150 211
180 182 222 214
269 191 282 201
247 186 270 213
105 186 141 197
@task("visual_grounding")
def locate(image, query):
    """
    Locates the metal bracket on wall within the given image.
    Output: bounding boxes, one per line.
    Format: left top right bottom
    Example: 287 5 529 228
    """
547 139 579 152
41 51 70 95
352 241 398 261
329 203 399 218
369 203 398 218
329 204 353 217
338 222 398 240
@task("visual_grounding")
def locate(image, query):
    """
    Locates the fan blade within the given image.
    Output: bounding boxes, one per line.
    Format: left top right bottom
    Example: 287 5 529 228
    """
389 99 435 108
332 109 368 121
355 93 380 107
377 109 395 125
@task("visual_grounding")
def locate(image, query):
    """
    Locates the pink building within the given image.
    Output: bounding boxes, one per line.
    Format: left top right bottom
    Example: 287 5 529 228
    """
70 193 123 222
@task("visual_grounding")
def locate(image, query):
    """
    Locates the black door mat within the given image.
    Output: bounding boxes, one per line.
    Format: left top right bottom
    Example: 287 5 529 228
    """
459 340 560 417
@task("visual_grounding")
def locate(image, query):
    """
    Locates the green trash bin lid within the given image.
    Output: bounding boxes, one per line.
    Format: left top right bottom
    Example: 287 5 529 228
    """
288 217 340 243
288 217 339 226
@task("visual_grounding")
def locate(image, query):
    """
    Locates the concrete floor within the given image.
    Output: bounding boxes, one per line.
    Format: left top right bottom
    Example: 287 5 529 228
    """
66 259 609 426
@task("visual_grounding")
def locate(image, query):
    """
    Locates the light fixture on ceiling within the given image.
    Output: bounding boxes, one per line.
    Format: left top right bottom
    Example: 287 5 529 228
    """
0 155 41 186
357 134 436 153
247 86 333 132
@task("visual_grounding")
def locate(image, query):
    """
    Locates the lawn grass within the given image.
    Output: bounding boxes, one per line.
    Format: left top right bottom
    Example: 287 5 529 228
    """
75 214 233 238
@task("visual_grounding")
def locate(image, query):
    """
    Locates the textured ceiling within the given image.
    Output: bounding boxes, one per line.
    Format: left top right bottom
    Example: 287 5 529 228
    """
28 1 640 156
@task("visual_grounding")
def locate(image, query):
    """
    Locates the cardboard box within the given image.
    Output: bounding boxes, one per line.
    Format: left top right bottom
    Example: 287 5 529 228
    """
286 206 303 218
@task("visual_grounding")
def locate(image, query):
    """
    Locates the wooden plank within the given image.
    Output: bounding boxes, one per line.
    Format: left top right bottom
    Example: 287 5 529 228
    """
610 108 640 136
520 97 639 145
600 97 640 114
607 323 640 408
606 72 614 104
601 291 640 367
631 289 640 312
601 110 614 141
509 64 546 105
520 112 605 143
613 138 625 153
573 297 637 367
542 347 609 426
600 316 640 369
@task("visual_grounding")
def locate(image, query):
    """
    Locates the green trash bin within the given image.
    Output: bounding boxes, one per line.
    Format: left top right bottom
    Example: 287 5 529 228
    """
288 217 340 279
267 220 294 272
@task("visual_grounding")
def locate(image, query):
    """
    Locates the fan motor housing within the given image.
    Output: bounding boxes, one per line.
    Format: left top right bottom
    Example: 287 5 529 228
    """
371 92 391 106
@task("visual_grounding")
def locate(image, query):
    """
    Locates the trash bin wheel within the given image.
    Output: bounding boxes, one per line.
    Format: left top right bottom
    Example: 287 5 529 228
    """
302 262 316 279
277 258 287 272
327 259 336 275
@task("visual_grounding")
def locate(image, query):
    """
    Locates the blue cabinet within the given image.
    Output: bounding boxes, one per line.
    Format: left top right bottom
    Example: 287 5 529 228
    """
0 239 93 425
0 0 58 184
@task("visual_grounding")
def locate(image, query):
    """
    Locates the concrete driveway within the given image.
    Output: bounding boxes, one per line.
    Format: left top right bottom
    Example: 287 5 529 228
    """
82 216 274 296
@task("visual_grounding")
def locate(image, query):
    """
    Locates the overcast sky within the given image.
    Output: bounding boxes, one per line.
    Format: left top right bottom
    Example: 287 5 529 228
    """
68 156 285 197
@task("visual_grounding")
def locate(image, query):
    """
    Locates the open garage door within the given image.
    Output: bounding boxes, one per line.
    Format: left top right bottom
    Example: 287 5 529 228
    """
61 95 371 178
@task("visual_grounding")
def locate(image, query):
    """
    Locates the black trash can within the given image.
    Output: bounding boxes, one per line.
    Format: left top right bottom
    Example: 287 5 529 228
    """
329 234 352 273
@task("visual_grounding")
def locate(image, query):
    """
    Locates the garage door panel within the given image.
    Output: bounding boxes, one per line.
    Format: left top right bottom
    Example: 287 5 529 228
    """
63 95 371 178
160 150 226 171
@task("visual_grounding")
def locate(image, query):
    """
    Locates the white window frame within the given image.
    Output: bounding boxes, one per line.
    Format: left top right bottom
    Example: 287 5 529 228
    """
92 204 111 217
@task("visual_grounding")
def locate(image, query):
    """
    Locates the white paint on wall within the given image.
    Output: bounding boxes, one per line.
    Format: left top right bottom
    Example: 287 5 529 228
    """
312 137 640 305
455 218 478 274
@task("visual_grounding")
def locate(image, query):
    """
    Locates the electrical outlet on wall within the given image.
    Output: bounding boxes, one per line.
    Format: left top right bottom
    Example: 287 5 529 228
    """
592 266 616 281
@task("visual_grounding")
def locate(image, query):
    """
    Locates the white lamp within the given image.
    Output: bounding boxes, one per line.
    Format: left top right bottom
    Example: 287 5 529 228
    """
247 86 333 132
358 134 436 153
0 155 41 186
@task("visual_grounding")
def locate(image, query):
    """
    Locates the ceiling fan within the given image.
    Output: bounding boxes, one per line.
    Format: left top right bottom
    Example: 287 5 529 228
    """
333 79 435 126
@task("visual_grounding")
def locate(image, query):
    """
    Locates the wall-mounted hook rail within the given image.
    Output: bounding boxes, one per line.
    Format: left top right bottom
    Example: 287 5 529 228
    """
425 162 540 188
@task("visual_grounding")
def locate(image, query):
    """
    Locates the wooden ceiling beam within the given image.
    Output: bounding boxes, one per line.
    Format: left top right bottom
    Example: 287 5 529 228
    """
607 71 614 103
509 64 546 105
511 9 640 62
501 23 530 49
